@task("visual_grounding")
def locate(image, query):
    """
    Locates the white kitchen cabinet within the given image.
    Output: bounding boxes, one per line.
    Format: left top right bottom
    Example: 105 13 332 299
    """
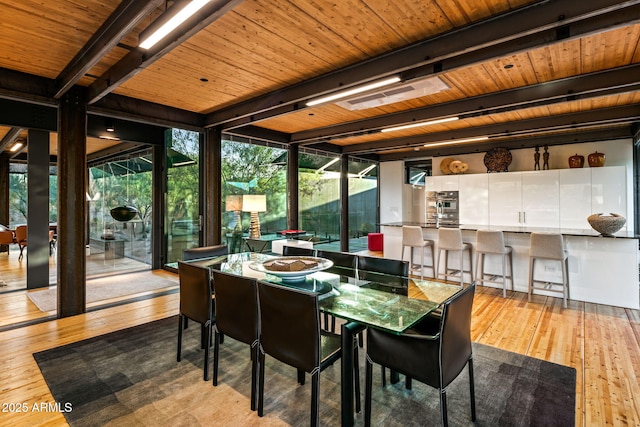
425 175 459 192
521 170 559 227
559 168 592 228
488 173 522 226
591 166 627 225
458 173 488 225
489 170 559 227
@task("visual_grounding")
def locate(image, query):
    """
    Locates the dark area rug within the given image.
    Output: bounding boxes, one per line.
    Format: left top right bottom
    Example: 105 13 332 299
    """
34 317 575 426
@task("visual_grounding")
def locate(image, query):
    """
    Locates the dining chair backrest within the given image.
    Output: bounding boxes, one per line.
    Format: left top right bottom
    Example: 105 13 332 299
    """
282 246 317 257
183 244 228 261
402 225 426 247
0 230 14 245
258 281 320 373
439 284 476 387
476 230 506 254
178 261 213 324
357 255 409 277
438 227 464 251
15 225 27 244
211 270 258 345
530 232 566 260
316 250 357 269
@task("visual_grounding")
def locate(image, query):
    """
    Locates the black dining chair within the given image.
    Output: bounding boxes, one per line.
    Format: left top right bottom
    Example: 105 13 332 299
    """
177 261 215 381
316 249 357 269
364 284 476 427
211 270 260 410
256 280 360 426
357 255 409 277
282 246 317 257
183 244 229 261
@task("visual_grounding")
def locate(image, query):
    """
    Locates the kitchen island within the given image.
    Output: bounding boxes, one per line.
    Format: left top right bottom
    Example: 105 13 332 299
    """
381 222 639 309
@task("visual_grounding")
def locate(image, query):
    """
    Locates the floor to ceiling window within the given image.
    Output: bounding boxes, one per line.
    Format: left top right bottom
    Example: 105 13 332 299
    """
166 129 200 263
347 159 378 252
88 151 153 277
221 137 287 253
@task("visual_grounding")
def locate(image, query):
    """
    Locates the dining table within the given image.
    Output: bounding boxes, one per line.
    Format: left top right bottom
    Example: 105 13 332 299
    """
185 251 464 427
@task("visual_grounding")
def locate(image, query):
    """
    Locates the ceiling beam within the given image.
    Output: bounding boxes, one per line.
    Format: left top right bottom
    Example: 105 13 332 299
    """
290 64 640 144
223 125 290 144
381 127 633 161
0 127 23 152
55 0 163 99
339 105 640 155
0 67 57 106
86 0 242 104
89 93 204 131
207 0 640 128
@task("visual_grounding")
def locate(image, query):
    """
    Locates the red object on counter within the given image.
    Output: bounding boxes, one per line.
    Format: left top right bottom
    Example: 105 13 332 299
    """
367 233 383 251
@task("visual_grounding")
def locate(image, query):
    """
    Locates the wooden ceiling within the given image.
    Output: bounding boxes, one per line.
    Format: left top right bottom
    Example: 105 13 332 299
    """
0 0 639 161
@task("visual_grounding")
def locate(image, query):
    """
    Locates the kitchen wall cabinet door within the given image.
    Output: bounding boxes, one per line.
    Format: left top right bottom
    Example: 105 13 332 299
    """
559 168 591 229
488 173 522 226
521 170 559 227
459 173 488 225
591 166 627 227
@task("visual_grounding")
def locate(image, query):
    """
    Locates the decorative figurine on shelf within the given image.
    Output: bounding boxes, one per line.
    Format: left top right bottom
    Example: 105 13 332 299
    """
543 145 549 170
534 146 540 170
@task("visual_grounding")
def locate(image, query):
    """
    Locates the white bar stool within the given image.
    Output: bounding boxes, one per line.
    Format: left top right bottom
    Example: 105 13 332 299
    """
436 228 473 286
475 230 513 297
401 225 435 279
528 232 569 308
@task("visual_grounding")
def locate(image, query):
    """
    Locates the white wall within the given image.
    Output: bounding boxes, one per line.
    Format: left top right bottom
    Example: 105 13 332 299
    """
379 161 404 223
430 139 632 176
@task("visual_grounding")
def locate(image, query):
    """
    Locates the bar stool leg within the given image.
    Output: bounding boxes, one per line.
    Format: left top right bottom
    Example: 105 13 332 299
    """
561 258 568 308
528 257 535 302
459 250 464 286
420 246 425 280
508 251 514 292
501 254 507 298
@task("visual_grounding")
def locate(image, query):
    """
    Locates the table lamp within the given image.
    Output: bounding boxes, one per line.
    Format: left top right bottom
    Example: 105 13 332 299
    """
225 195 243 230
242 195 267 239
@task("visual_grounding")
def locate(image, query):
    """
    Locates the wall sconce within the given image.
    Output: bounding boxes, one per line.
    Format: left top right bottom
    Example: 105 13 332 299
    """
105 119 115 132
242 195 266 239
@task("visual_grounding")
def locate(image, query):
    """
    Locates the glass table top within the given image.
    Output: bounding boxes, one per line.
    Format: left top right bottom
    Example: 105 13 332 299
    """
182 252 464 334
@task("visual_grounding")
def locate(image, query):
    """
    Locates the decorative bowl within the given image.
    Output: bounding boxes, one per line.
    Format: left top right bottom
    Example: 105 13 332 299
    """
249 256 333 282
587 213 626 236
110 206 138 222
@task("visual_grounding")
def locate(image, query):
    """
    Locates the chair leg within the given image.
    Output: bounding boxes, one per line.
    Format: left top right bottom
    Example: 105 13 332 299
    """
528 257 535 302
501 253 507 298
258 349 266 417
381 366 386 387
405 376 412 390
311 371 320 427
353 343 361 413
250 343 258 411
213 330 220 386
177 314 184 362
561 258 569 308
298 369 305 385
469 358 476 422
365 357 373 427
203 322 211 381
439 388 449 427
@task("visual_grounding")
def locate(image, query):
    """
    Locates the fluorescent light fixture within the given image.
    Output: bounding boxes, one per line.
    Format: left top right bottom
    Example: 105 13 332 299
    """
423 136 489 148
382 116 459 133
99 135 121 141
139 0 211 49
10 142 23 152
306 77 401 107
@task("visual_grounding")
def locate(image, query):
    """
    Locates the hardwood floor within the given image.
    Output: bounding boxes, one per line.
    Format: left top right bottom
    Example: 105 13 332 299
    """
0 266 638 426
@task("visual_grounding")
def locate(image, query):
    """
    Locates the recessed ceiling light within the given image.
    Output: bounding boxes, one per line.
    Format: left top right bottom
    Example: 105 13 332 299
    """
504 64 514 69
200 77 209 82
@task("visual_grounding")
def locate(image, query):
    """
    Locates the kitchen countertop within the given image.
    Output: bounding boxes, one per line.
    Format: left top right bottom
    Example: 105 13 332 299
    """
380 222 639 239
